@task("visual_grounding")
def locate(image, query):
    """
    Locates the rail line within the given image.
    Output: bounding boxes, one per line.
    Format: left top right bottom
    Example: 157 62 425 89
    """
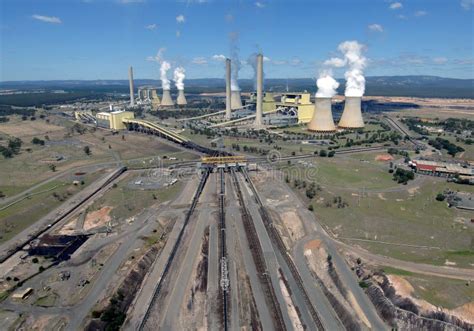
138 169 210 331
230 169 287 331
0 166 126 264
384 116 424 149
218 168 229 331
241 168 326 331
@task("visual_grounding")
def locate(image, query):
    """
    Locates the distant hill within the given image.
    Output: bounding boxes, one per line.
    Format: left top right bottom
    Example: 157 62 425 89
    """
0 76 473 103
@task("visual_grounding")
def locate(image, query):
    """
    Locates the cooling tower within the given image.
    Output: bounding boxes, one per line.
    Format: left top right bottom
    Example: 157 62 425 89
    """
129 66 135 106
177 90 187 106
225 58 232 120
231 90 243 110
161 89 174 107
307 97 336 132
338 97 364 128
254 54 263 127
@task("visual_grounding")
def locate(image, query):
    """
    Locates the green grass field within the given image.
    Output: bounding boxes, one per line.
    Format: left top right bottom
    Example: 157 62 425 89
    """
0 170 104 244
381 266 473 310
87 173 184 221
282 154 474 268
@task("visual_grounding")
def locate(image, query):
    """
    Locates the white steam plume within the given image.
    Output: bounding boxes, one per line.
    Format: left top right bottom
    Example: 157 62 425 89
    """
229 31 240 91
338 41 367 97
173 66 185 90
247 53 264 90
315 69 339 98
152 48 171 90
160 61 171 90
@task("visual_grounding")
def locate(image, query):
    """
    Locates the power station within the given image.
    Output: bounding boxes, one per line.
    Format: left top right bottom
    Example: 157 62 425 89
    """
161 89 174 107
307 97 336 132
338 96 364 128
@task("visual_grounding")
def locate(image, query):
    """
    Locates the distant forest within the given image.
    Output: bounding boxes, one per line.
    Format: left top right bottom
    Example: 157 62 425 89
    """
0 75 472 106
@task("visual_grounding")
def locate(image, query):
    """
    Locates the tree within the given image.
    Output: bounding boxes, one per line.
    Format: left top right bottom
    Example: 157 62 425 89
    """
319 149 327 157
49 164 56 172
435 193 446 202
84 146 91 155
308 204 314 211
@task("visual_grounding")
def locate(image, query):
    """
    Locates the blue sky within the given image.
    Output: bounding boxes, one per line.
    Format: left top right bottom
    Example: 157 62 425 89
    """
1 0 473 81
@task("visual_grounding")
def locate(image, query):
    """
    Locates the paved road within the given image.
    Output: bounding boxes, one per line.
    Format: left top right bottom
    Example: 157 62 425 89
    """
228 181 275 330
258 174 388 330
0 167 124 263
238 173 343 331
143 173 217 330
333 239 474 281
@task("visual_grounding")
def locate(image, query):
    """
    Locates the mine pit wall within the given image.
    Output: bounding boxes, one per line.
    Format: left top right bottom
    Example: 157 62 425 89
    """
364 275 473 331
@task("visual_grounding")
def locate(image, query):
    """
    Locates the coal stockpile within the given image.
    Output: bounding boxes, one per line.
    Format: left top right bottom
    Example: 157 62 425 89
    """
29 234 89 261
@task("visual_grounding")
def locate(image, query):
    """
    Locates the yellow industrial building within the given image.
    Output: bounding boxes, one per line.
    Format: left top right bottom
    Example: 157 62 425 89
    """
248 92 278 113
96 110 135 130
247 92 314 123
277 92 314 123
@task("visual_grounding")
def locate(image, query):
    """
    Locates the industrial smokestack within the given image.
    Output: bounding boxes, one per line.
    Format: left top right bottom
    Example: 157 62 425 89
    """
225 58 232 120
177 90 187 105
338 97 364 128
307 98 336 132
254 54 263 127
129 66 135 106
161 89 174 107
231 91 243 110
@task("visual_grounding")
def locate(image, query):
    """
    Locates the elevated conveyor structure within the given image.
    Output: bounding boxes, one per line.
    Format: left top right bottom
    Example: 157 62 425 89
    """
122 119 189 144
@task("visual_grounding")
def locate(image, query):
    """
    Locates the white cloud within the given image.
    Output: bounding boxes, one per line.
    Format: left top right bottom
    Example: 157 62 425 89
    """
397 14 407 20
145 24 157 30
324 57 346 67
192 57 208 65
212 54 226 61
289 57 302 66
176 30 181 37
414 10 427 17
255 1 265 8
32 14 62 24
432 57 448 65
272 60 287 65
461 0 474 10
176 15 185 23
368 23 384 32
389 2 402 9
263 56 271 62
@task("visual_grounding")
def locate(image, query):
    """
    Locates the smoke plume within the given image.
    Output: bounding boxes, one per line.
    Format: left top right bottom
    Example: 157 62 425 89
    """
323 41 367 97
247 53 264 90
339 41 367 97
315 69 339 98
229 32 240 91
173 66 185 90
160 61 171 90
152 48 172 90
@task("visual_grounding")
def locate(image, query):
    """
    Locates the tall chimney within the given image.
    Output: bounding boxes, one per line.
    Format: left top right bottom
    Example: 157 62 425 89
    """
338 97 364 128
307 97 336 132
225 58 232 120
254 54 263 127
161 89 174 107
177 90 187 105
129 66 135 106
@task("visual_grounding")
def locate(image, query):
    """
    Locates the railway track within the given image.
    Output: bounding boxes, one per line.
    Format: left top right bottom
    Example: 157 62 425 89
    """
138 169 210 331
241 168 326 331
230 169 287 331
0 166 127 264
218 168 229 331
